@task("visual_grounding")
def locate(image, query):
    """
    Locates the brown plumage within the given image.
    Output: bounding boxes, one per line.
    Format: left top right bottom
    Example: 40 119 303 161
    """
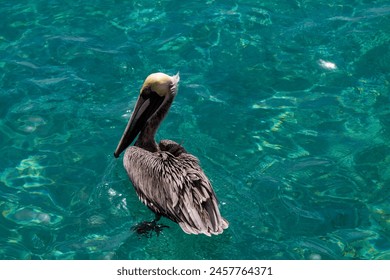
114 73 228 236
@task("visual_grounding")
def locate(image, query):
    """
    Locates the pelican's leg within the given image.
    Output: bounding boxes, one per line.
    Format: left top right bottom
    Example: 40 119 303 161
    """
131 214 169 237
154 214 161 222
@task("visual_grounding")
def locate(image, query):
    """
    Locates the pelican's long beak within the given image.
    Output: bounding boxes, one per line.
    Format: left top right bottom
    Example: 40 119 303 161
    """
114 72 179 158
113 91 165 158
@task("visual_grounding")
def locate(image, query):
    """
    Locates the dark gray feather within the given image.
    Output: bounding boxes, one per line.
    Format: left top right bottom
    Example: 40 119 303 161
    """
123 140 228 236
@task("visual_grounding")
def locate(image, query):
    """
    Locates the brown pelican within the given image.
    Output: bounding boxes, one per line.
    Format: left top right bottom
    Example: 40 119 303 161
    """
114 72 228 236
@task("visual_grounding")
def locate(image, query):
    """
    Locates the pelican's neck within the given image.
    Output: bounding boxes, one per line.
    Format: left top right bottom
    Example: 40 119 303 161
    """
135 94 174 152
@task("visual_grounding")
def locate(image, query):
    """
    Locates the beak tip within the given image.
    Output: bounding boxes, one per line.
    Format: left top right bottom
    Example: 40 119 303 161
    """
113 151 120 158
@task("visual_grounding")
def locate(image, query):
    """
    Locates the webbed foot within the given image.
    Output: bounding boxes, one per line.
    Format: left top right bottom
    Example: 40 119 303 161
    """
131 220 169 237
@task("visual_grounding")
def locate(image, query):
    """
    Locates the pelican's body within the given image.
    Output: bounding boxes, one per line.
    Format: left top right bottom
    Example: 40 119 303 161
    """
114 73 228 236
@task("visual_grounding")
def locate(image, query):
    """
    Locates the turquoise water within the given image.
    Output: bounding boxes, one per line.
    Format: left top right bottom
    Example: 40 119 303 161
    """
1 0 390 260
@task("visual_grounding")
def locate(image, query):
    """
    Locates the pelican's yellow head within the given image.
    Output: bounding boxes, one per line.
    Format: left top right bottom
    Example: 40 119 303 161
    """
141 72 180 96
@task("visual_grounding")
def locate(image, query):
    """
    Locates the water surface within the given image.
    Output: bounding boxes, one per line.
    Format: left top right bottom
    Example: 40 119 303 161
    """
1 0 390 259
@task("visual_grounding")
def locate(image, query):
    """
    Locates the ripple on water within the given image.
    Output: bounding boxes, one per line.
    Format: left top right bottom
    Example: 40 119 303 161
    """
288 237 342 260
0 242 32 260
0 155 55 189
370 202 390 237
16 115 47 133
2 204 63 226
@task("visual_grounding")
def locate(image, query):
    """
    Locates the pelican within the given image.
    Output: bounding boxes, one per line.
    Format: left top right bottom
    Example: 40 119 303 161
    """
114 72 228 236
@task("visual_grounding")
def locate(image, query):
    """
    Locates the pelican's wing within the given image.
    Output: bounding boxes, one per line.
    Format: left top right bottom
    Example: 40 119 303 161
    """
123 144 228 236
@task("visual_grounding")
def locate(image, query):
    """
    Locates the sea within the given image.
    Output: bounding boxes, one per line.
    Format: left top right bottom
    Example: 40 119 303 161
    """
1 0 390 260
